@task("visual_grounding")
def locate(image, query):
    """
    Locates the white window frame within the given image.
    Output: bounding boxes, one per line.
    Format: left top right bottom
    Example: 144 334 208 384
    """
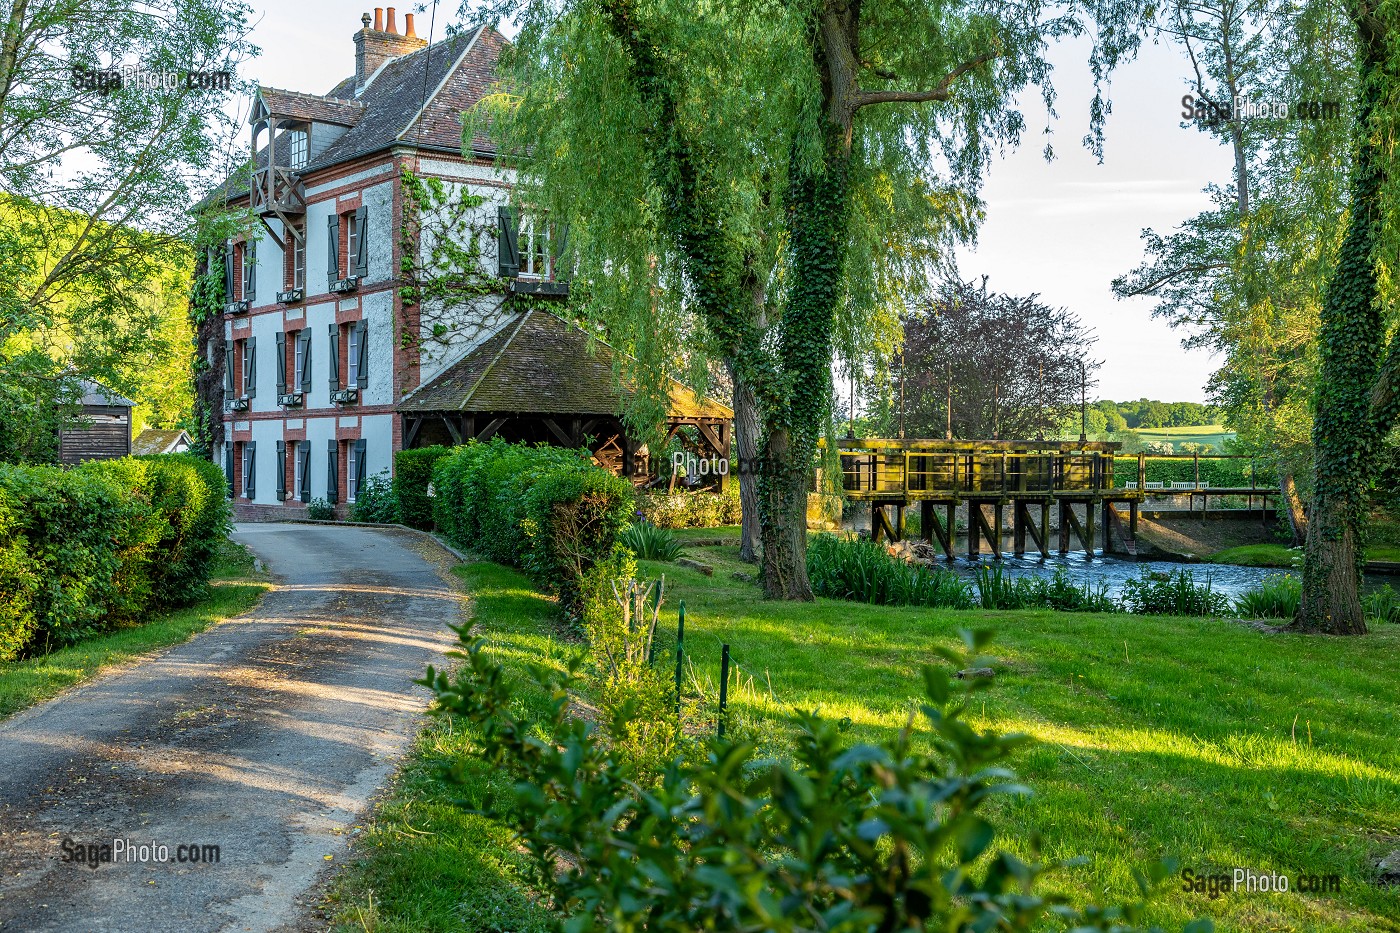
346 322 359 386
345 212 359 275
242 238 255 298
241 444 252 499
289 129 308 170
294 331 305 386
241 340 253 395
520 217 551 279
291 440 301 499
292 225 306 289
347 442 359 503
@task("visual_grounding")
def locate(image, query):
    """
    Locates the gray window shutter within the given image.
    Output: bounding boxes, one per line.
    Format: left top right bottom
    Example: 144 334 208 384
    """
551 222 570 281
354 206 368 278
246 336 256 397
224 443 235 497
276 440 286 500
299 443 311 502
275 331 286 394
246 441 256 498
328 323 340 391
355 319 368 389
354 438 367 492
326 439 339 504
224 341 235 394
224 242 234 300
497 206 519 277
246 239 256 301
299 330 312 394
327 214 340 285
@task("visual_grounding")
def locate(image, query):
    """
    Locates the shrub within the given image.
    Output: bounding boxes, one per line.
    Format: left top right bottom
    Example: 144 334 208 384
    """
0 455 229 656
1120 569 1231 616
1235 574 1302 619
618 521 683 561
422 630 1207 932
435 440 635 619
973 563 1040 610
1364 584 1400 625
1034 568 1119 613
637 488 742 528
350 471 399 523
307 498 335 520
393 445 451 529
807 533 975 609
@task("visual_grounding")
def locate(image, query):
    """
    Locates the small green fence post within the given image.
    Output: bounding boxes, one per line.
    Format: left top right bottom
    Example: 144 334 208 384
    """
718 643 731 739
674 599 686 721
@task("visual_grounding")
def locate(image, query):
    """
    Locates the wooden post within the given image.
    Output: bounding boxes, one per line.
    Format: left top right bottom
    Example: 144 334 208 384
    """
895 503 905 542
1012 501 1026 556
920 501 933 543
1130 500 1139 537
946 503 956 560
967 503 980 559
871 503 882 543
1084 502 1096 558
992 502 1004 558
1101 499 1113 554
718 643 730 739
1058 501 1071 554
1039 500 1050 558
1137 452 1146 489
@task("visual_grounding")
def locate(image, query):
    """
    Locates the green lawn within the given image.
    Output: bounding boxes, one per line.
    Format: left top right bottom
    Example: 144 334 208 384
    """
0 539 270 722
1136 425 1236 449
330 544 1400 932
1207 544 1299 567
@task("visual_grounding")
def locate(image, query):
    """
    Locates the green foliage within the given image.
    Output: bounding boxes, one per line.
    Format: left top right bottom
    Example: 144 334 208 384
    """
1363 585 1400 625
975 564 1120 612
1120 570 1232 617
1112 457 1273 488
421 630 1205 932
393 445 452 529
636 488 743 528
806 534 975 608
350 472 399 524
306 498 335 521
617 522 683 561
1234 574 1302 619
434 439 634 617
0 456 229 657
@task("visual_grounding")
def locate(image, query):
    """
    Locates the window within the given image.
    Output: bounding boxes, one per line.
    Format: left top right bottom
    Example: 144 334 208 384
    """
345 213 359 274
294 330 305 386
346 322 359 387
292 225 305 289
289 129 308 170
347 441 359 503
241 443 253 499
291 441 302 498
241 340 253 395
520 217 550 278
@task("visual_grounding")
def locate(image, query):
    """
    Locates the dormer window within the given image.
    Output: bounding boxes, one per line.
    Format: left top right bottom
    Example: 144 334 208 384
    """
289 129 308 170
519 216 551 279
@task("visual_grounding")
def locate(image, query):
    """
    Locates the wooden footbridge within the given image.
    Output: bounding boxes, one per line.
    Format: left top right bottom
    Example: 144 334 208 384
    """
833 438 1146 559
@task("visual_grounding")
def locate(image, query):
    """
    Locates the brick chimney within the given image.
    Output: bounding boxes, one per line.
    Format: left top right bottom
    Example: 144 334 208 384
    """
354 7 428 93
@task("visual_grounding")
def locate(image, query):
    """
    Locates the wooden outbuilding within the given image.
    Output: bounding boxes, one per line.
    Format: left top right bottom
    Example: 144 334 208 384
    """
57 379 134 466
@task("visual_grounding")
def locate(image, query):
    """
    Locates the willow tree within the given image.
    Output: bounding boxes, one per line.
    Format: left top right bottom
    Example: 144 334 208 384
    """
1296 0 1400 634
472 0 1148 597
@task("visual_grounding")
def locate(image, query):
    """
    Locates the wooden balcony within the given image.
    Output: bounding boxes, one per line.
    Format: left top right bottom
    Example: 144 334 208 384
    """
251 165 306 218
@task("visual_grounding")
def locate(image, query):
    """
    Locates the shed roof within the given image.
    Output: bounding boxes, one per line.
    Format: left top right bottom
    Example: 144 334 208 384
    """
78 378 135 408
132 429 192 455
399 309 732 420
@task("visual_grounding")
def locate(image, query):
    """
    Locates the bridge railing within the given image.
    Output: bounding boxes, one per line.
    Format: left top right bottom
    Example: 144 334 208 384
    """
833 440 1122 499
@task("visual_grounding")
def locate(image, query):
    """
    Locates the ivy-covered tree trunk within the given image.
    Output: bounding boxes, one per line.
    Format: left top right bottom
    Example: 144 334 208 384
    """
1297 40 1388 635
728 359 763 563
190 254 226 459
1280 471 1308 546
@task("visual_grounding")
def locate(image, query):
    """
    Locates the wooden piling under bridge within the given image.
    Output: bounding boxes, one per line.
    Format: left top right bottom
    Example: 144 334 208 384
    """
830 438 1147 560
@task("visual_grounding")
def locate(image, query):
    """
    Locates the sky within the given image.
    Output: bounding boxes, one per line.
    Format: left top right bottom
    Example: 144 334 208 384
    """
239 1 1233 403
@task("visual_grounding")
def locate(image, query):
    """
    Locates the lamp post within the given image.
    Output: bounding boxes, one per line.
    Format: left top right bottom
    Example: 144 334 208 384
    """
1078 359 1088 444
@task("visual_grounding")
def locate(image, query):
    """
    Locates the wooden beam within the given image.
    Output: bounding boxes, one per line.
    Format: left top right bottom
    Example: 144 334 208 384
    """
404 416 422 448
443 416 462 445
476 417 507 441
694 420 724 455
872 504 897 543
969 503 1000 560
542 417 573 447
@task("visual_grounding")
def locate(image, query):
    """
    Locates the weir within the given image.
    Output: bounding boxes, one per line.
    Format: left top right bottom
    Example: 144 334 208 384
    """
832 438 1147 560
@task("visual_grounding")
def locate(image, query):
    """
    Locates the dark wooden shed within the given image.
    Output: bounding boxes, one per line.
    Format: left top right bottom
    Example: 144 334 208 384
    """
398 309 733 478
57 379 135 466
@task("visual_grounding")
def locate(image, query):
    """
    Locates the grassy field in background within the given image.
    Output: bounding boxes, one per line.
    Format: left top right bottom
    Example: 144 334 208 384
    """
1135 424 1236 449
0 539 270 722
329 539 1400 932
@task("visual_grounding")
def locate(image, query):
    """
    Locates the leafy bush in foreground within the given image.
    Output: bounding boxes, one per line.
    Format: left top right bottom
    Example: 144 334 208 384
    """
0 454 230 658
422 630 1210 933
1120 569 1231 617
350 471 399 523
1234 574 1301 619
618 521 683 561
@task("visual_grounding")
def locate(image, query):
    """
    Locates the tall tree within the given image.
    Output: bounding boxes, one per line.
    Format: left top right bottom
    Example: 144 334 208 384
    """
475 0 1147 598
861 277 1100 440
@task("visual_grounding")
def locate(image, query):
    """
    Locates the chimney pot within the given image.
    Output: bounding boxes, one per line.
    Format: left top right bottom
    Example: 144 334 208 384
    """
386 7 397 33
404 13 416 38
373 7 382 30
362 12 371 27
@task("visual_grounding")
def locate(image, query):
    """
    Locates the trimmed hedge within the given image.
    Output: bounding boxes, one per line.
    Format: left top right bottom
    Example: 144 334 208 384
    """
0 454 231 660
393 445 451 529
433 439 634 617
1112 457 1277 489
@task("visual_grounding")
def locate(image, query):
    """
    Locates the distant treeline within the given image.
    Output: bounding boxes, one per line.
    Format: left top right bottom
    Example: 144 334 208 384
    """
1092 399 1220 431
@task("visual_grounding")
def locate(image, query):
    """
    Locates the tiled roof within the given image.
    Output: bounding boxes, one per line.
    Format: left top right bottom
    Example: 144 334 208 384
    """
132 429 192 455
256 87 365 126
197 24 504 208
399 309 733 420
78 378 135 408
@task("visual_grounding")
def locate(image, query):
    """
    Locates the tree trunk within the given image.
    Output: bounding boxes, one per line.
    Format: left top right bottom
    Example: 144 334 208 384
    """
1297 494 1366 634
728 359 762 563
1279 469 1308 547
758 426 814 600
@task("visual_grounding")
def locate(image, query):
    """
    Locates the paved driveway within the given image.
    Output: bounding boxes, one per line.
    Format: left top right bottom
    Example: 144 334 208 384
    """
0 524 464 932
